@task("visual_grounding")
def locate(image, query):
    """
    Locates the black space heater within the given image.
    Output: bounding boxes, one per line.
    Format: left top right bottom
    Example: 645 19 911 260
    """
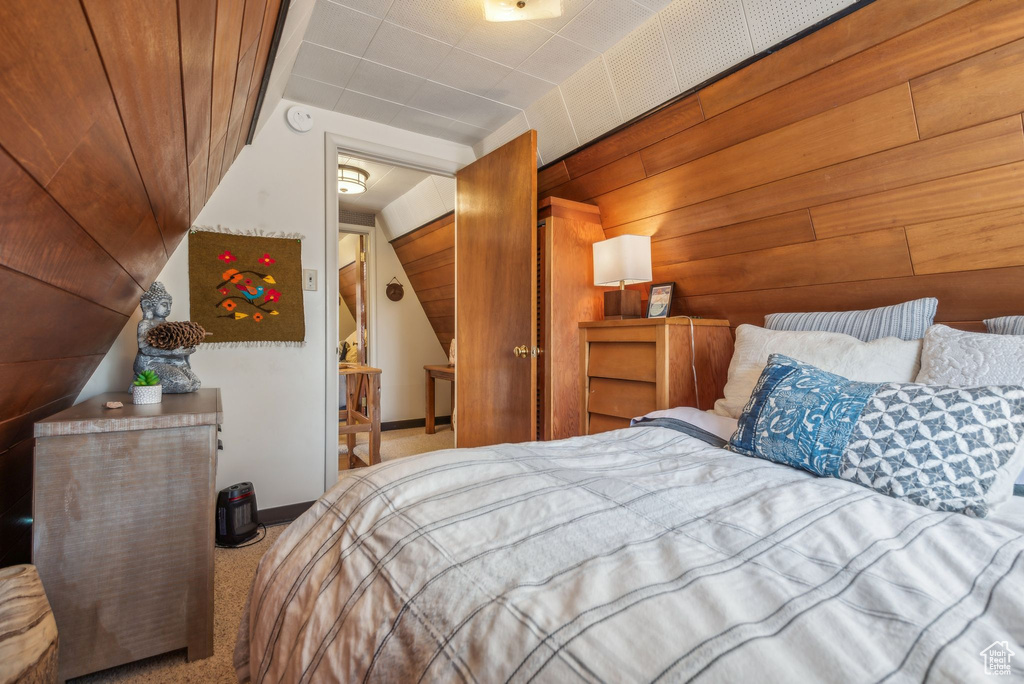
216 482 259 546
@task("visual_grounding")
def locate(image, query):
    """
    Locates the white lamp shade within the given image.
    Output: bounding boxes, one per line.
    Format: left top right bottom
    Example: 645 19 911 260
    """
593 235 652 287
483 0 561 22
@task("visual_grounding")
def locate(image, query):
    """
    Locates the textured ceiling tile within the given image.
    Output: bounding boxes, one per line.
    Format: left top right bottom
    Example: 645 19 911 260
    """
474 111 530 156
390 106 460 139
519 35 598 84
632 0 672 9
385 0 481 45
559 56 621 144
487 69 556 109
661 0 752 91
742 0 857 52
455 96 520 130
346 60 425 104
524 88 578 164
305 0 382 55
334 0 394 19
403 177 448 226
333 89 402 124
445 119 490 146
529 0 593 32
558 0 652 52
605 15 677 120
284 74 345 109
291 41 361 88
432 175 456 212
456 19 553 68
362 21 453 77
429 49 511 97
407 80 485 120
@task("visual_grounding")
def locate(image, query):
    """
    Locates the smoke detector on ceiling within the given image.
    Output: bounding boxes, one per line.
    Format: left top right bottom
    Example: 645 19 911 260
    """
285 105 314 133
483 0 561 22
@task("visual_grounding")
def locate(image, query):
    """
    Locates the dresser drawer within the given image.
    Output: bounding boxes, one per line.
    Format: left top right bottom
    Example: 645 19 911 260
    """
588 377 657 419
588 341 656 382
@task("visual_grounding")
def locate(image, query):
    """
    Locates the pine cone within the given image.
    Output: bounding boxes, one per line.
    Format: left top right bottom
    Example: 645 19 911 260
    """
146 321 207 350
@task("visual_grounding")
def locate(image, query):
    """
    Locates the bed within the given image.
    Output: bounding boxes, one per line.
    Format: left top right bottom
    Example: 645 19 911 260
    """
235 420 1024 683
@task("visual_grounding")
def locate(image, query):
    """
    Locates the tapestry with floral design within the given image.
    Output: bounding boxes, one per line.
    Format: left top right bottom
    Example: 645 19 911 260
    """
188 229 305 346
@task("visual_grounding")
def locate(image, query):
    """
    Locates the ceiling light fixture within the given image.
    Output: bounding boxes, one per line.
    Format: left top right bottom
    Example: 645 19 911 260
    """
338 165 369 194
483 0 561 22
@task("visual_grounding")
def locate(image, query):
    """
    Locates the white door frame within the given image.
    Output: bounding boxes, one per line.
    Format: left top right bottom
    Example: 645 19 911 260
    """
322 132 458 488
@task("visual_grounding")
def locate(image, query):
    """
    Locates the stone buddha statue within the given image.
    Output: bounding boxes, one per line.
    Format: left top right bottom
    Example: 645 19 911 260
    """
133 282 201 393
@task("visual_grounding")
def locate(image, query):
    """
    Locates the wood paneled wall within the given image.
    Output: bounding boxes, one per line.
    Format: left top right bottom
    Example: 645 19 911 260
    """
0 0 283 567
339 261 358 318
390 213 456 352
539 0 1024 332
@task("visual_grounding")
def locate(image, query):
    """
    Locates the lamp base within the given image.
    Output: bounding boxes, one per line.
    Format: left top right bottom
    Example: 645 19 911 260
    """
603 289 642 320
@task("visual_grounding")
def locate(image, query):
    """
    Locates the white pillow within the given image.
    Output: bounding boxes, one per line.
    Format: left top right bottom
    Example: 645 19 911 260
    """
916 324 1024 385
915 324 1024 497
713 325 922 419
631 407 738 442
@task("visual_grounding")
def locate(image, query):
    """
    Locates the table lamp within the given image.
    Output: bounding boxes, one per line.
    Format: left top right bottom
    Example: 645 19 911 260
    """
593 235 652 319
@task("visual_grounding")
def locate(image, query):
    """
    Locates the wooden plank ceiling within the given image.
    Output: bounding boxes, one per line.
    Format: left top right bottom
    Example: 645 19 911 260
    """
392 0 1024 350
0 0 283 567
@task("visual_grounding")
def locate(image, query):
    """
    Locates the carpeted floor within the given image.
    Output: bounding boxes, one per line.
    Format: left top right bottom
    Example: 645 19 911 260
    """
75 426 452 683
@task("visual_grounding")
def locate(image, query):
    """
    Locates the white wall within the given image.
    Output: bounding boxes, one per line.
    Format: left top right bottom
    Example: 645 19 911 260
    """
79 99 470 509
337 232 359 342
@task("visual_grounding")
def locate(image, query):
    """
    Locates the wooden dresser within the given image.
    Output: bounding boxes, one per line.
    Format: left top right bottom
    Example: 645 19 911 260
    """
579 319 733 434
33 389 221 681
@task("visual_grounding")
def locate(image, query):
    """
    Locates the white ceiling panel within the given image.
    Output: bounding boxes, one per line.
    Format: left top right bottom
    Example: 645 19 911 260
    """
304 0 382 55
337 155 431 212
519 35 599 84
403 177 448 227
284 74 343 109
291 42 360 88
333 89 402 124
456 19 554 68
406 80 486 120
361 21 453 77
385 0 481 44
662 0 753 91
345 59 425 104
455 96 519 130
390 106 461 139
432 176 456 212
445 119 491 145
559 0 652 52
524 88 578 164
528 0 593 32
429 49 511 97
742 0 857 52
487 70 556 109
633 0 673 8
559 57 620 144
334 0 394 19
606 15 677 120
474 111 530 156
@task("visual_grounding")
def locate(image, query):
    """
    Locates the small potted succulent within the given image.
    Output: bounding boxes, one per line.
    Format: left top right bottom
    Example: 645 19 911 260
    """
131 370 162 405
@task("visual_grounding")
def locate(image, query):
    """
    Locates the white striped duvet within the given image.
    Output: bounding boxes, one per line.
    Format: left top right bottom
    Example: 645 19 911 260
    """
235 425 1024 683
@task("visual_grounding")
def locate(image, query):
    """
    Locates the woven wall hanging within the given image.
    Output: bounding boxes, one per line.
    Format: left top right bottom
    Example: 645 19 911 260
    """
188 227 306 347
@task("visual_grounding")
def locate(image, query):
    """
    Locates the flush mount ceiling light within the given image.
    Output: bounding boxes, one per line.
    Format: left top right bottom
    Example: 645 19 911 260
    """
483 0 561 22
338 165 369 194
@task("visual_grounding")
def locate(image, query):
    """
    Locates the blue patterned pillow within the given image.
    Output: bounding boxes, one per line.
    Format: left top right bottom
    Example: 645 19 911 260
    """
764 297 937 341
985 316 1024 335
727 354 1024 517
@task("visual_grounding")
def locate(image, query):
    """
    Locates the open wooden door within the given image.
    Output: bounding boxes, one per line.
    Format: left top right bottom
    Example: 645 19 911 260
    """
455 130 538 448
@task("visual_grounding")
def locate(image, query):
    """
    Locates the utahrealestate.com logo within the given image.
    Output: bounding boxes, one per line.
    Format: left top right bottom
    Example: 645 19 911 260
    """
980 641 1015 676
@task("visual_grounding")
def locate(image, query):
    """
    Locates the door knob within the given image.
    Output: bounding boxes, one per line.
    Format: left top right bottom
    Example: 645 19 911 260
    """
513 345 529 358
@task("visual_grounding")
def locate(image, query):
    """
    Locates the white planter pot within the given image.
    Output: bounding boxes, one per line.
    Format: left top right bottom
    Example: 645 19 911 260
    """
132 384 163 405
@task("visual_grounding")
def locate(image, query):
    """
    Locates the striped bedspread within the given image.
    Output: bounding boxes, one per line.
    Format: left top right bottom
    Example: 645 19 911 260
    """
235 425 1024 683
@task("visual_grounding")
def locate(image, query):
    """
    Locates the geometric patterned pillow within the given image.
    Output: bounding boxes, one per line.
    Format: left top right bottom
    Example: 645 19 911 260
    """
727 354 1024 517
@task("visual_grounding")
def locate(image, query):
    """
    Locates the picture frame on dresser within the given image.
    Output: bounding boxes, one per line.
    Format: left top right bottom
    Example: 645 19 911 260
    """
646 283 675 318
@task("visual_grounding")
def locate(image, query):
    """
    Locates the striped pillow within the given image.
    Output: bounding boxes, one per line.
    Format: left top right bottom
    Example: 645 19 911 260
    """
985 316 1024 335
764 297 937 341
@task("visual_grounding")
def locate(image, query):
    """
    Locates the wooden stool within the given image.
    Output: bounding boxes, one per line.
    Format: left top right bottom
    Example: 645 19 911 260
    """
424 364 454 434
0 565 58 684
340 364 382 469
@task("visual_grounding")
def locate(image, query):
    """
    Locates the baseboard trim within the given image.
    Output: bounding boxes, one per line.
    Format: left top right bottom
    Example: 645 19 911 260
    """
381 416 451 432
260 500 314 525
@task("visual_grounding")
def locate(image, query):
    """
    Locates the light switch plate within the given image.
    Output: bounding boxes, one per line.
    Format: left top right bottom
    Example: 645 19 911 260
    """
302 269 318 291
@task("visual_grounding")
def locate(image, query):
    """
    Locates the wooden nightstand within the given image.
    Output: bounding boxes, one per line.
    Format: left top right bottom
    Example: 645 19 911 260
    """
579 318 733 435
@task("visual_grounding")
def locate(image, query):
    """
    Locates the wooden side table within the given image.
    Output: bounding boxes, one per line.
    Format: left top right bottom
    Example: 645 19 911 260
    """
424 364 454 434
340 364 382 468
